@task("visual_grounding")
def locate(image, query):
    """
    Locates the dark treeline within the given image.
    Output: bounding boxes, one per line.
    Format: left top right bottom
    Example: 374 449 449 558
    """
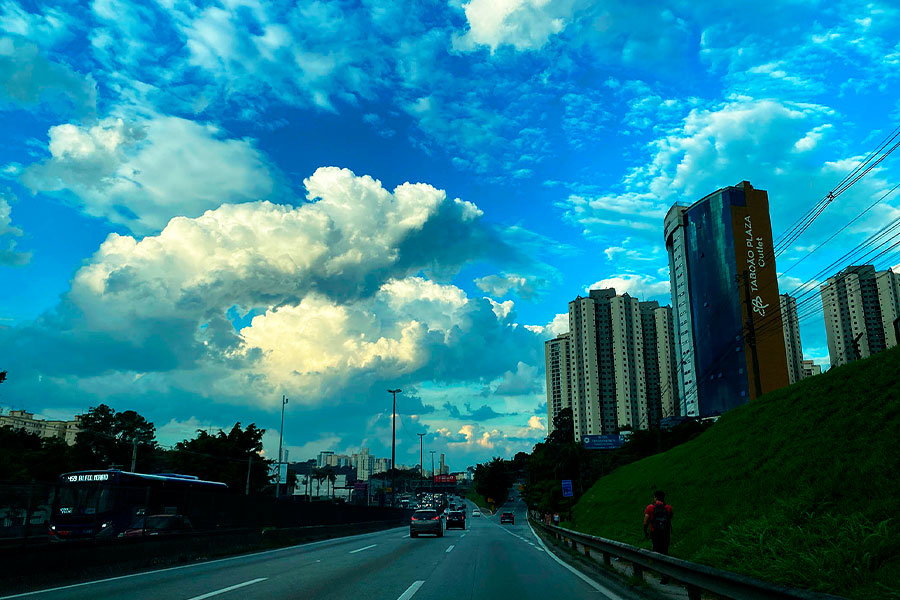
0 401 275 494
470 408 713 516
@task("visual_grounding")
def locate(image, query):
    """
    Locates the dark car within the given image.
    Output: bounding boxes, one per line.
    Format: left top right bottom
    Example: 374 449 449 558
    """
121 514 193 538
410 509 443 537
446 510 466 530
500 511 515 524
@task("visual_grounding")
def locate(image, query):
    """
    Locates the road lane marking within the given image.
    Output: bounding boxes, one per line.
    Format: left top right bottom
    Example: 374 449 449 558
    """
397 580 425 600
350 544 378 554
0 527 407 600
186 578 268 600
527 521 623 600
445 545 455 553
460 533 466 538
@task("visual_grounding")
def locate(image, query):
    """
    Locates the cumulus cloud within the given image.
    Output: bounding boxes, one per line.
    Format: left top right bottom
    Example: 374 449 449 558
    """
525 312 568 337
22 115 275 234
0 36 96 115
5 167 537 411
493 361 542 395
0 192 29 266
589 273 670 300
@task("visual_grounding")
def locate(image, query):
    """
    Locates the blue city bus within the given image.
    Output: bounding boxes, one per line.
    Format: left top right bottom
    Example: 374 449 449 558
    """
49 470 228 540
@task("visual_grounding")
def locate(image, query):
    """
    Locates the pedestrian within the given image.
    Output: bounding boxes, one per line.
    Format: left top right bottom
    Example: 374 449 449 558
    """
643 490 674 584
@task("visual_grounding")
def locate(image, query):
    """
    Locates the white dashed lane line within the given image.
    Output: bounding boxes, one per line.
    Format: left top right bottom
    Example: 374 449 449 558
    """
349 544 378 554
186 578 268 600
397 581 425 600
445 545 455 553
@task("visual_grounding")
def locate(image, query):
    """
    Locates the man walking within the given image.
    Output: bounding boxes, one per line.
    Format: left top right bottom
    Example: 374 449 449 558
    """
643 490 674 584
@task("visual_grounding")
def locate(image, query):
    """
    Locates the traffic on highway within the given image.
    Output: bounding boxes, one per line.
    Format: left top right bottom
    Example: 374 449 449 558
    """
2 490 627 600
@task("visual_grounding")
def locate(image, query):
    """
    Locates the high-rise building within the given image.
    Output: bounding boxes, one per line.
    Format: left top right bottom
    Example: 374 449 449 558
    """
439 453 448 475
821 265 900 367
544 333 572 434
373 457 390 475
317 451 334 468
565 289 677 439
664 181 789 417
800 359 822 378
355 448 373 481
780 294 805 384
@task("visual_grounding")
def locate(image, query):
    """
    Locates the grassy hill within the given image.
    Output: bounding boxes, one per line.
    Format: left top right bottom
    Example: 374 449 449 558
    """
570 345 900 599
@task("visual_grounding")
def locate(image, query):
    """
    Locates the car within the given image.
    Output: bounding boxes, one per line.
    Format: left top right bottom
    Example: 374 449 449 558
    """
500 512 515 524
472 509 481 517
445 510 466 530
120 514 193 538
410 509 443 537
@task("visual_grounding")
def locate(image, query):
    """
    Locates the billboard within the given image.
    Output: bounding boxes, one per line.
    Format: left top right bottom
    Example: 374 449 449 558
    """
730 182 790 399
433 474 456 483
582 434 625 450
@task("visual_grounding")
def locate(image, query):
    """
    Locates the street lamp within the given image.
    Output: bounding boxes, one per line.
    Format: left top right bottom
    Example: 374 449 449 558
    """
276 395 288 498
387 389 401 507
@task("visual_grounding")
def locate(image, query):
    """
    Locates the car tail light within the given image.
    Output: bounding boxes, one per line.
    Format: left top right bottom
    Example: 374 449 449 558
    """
432 515 440 520
411 516 418 521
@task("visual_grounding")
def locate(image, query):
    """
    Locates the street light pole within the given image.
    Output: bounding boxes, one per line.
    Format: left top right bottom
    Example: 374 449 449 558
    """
276 395 288 498
387 389 401 508
430 450 436 493
417 433 425 491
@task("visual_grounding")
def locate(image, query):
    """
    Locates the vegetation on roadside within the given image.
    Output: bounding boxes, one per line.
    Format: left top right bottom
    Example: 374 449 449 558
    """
568 344 900 599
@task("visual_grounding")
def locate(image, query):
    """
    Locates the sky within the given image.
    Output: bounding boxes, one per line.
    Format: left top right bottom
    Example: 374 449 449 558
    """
2 0 900 471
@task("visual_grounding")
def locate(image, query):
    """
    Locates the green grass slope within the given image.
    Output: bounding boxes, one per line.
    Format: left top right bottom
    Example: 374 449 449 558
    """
571 345 900 599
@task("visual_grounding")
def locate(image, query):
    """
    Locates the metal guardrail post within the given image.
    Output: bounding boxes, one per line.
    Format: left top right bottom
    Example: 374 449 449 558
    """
528 514 848 600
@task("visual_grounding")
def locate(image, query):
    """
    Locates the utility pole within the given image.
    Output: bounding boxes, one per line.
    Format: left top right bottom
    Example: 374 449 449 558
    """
387 389 401 508
417 433 425 492
130 438 137 472
245 454 253 495
276 395 288 498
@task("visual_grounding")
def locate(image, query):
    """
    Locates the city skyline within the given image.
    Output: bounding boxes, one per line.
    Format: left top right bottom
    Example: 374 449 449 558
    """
3 1 900 466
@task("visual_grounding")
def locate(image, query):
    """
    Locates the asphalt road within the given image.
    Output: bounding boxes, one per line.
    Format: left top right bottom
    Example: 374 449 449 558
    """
2 494 629 600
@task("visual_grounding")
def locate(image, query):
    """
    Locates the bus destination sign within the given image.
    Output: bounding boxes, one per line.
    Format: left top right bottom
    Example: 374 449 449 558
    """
67 473 110 482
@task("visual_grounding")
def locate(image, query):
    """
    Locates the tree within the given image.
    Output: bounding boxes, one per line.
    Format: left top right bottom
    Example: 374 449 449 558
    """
75 404 157 469
172 423 271 494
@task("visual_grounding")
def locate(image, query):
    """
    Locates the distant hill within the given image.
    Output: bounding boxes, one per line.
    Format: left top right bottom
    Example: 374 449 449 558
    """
570 345 900 599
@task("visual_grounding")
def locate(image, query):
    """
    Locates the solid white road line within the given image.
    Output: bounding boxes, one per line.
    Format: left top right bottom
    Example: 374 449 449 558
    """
397 580 425 600
349 544 378 554
186 578 268 600
527 521 623 600
445 545 455 553
0 526 405 599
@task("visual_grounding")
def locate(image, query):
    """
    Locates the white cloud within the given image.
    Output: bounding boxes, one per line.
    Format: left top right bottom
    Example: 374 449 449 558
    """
589 273 670 300
0 192 29 266
474 272 546 299
0 2 72 46
22 115 275 234
0 36 96 114
453 0 573 52
9 167 540 412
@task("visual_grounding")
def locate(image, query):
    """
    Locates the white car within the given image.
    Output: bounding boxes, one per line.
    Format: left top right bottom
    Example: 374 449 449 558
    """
472 509 481 517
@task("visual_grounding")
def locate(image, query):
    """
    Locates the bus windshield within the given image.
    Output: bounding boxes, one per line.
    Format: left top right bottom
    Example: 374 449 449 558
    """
55 483 115 516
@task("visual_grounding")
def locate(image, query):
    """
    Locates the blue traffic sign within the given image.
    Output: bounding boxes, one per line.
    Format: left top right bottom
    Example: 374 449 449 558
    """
582 434 626 450
561 479 573 498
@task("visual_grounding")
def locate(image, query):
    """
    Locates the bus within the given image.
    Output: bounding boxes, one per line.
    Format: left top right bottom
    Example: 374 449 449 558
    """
49 470 227 540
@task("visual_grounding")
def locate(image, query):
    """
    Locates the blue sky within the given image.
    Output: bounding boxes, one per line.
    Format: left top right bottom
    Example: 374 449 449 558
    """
2 0 900 470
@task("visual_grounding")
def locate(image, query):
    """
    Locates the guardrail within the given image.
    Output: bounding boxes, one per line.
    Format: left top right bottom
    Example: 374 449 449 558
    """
529 515 847 600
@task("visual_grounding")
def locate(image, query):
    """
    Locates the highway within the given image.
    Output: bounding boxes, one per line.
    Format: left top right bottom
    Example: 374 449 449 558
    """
2 493 634 600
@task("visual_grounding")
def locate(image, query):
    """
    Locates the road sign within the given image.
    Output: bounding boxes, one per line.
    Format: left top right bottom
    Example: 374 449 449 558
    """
268 463 288 484
561 479 573 497
582 434 626 450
